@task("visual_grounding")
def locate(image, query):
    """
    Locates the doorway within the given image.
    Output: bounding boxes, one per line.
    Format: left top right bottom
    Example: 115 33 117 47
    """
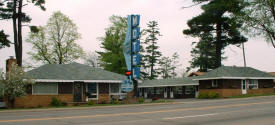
241 80 247 94
73 82 83 102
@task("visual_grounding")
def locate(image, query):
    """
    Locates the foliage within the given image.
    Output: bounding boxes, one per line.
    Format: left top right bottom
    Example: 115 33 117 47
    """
87 100 95 105
83 51 100 68
50 97 62 106
0 0 46 66
111 99 119 104
26 11 84 64
236 0 275 48
142 21 162 79
138 97 144 103
0 30 10 49
183 0 247 70
187 35 219 72
198 92 219 99
97 15 127 74
159 52 181 79
0 63 33 108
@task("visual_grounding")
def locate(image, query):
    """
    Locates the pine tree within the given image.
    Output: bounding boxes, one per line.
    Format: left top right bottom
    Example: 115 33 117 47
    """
183 0 247 69
143 21 162 79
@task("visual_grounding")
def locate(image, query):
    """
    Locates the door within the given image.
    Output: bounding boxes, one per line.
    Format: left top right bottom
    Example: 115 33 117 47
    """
241 80 247 94
144 88 147 98
74 82 83 102
170 87 174 98
164 88 167 98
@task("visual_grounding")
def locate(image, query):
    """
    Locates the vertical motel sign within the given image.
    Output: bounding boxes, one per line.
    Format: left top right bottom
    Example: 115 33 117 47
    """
122 15 141 92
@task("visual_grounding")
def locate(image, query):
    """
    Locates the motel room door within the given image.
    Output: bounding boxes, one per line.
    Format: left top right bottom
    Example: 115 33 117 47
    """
241 80 247 94
74 82 83 102
164 88 168 98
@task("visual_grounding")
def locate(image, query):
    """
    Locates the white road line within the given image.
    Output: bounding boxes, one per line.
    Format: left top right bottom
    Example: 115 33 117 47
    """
163 113 220 120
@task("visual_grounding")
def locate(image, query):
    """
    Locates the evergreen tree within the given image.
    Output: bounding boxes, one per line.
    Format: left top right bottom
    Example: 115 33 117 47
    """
0 30 10 49
183 0 247 69
143 21 162 79
0 0 45 66
97 15 127 74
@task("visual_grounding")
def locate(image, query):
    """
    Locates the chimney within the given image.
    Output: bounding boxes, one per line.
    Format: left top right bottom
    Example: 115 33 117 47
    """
6 56 17 73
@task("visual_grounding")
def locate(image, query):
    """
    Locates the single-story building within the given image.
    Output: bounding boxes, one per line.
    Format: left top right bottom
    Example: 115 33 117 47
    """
194 66 275 97
14 62 127 108
138 77 199 99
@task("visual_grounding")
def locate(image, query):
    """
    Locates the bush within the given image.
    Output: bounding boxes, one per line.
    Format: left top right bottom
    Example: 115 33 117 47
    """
208 92 219 98
152 96 159 101
138 97 144 103
111 99 119 104
198 92 209 99
50 97 62 106
87 100 95 105
198 92 219 99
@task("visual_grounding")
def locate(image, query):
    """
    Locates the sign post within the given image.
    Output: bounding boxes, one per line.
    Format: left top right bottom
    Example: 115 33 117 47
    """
122 15 141 96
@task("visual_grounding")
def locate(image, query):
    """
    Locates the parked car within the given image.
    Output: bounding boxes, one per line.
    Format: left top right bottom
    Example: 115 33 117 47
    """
0 97 6 108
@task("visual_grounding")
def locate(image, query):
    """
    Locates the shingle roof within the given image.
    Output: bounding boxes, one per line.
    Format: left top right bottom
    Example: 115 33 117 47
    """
26 63 126 81
138 77 199 88
194 66 275 80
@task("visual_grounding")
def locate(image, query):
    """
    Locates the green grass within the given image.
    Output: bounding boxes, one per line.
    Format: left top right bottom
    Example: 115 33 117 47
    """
227 93 275 98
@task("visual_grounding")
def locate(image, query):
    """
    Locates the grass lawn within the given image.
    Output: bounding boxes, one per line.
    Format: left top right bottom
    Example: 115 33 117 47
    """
227 93 275 98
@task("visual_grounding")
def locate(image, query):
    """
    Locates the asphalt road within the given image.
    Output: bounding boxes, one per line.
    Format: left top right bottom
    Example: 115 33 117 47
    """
0 96 275 125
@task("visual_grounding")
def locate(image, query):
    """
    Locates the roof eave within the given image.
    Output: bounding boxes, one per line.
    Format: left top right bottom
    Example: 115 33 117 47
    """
193 77 275 80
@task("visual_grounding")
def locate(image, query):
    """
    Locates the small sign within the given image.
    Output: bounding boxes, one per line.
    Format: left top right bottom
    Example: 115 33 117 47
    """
132 40 140 53
121 79 133 92
133 67 140 79
132 54 140 66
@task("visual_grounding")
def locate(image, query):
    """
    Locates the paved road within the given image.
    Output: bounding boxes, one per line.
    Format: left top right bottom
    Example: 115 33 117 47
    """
0 96 275 125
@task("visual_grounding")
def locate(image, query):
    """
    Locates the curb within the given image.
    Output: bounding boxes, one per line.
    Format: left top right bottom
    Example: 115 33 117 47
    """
1 95 275 113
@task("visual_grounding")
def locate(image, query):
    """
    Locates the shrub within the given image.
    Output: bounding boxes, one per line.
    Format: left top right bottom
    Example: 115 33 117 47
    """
198 92 219 99
111 99 119 104
138 97 144 103
87 100 95 105
50 97 62 106
37 104 43 108
208 92 219 98
198 92 209 99
152 96 159 101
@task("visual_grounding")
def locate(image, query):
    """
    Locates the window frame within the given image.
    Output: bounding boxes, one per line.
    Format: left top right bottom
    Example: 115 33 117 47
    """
212 80 218 88
32 82 58 95
247 80 258 89
109 83 121 96
86 83 98 100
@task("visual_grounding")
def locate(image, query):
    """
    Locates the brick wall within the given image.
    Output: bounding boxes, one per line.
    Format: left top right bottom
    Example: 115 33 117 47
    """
200 88 273 97
13 94 73 108
98 94 110 103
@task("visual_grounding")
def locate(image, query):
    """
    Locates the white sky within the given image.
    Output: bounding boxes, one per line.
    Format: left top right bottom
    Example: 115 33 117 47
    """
1 0 275 73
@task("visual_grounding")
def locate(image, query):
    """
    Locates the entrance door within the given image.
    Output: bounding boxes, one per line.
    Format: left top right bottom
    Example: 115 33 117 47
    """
241 80 247 94
144 88 147 98
164 88 167 98
169 88 174 98
74 82 83 102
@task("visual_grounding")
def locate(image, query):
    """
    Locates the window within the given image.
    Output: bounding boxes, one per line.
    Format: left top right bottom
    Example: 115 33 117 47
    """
110 84 120 94
156 88 164 94
185 86 194 95
176 86 182 94
247 80 258 89
87 83 98 99
147 88 154 94
212 80 218 88
33 83 58 95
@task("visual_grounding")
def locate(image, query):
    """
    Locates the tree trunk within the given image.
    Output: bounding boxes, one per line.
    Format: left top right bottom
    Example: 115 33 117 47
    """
12 0 18 64
17 0 23 67
215 22 222 68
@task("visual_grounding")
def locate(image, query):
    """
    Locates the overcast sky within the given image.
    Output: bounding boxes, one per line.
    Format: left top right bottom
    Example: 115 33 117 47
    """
1 0 275 73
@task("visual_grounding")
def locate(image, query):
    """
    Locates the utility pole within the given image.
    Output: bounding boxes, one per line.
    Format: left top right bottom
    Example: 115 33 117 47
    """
242 42 247 67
